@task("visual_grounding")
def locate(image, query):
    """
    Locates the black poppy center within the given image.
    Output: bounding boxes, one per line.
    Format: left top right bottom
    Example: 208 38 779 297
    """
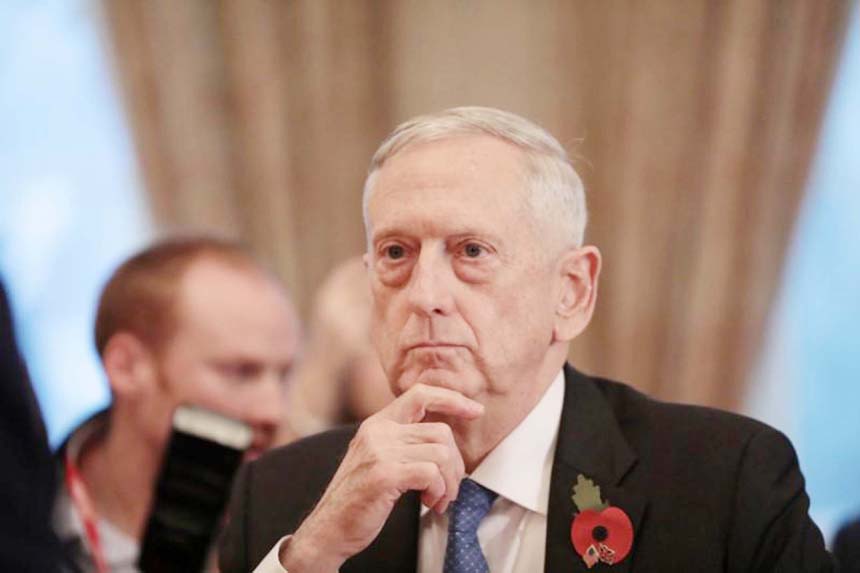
592 525 609 542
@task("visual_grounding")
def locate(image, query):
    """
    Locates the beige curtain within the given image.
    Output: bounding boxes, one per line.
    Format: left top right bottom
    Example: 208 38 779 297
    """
101 0 850 410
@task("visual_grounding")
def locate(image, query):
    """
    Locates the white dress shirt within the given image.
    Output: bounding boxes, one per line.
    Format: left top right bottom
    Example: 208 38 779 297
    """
254 370 565 572
418 370 564 573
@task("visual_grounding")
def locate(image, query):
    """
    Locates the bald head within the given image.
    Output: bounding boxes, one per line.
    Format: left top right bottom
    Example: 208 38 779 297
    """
174 256 299 367
95 236 283 358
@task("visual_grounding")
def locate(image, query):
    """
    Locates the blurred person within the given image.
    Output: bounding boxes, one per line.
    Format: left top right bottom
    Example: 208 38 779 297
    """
0 279 63 572
221 107 832 572
280 256 393 444
53 237 300 572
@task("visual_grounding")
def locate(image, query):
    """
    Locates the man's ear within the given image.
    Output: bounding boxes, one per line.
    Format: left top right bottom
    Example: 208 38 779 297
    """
101 332 159 400
553 245 601 343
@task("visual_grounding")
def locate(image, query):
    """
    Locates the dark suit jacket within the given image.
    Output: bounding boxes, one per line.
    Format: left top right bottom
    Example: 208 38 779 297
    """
219 365 832 572
834 517 860 572
0 281 62 572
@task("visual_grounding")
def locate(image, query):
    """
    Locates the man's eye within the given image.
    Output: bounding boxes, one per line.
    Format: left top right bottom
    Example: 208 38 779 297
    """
463 243 484 258
386 245 405 260
218 362 261 381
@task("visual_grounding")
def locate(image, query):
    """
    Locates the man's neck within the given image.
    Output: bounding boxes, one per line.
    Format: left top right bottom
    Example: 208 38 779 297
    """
451 356 566 473
78 418 162 539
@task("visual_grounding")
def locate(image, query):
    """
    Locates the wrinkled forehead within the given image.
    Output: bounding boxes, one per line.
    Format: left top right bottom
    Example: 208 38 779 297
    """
364 135 533 233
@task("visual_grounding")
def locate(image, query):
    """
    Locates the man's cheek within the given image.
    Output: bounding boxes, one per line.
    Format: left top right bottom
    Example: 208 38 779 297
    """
377 346 405 391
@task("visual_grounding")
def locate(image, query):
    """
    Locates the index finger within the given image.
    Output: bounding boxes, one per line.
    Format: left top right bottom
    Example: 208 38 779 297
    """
380 384 484 424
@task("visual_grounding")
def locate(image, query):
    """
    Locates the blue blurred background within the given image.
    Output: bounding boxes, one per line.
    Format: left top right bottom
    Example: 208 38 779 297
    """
0 0 152 443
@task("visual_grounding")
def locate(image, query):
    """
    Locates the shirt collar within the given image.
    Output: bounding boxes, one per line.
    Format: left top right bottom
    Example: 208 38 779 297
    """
55 412 139 564
469 369 565 515
64 411 109 463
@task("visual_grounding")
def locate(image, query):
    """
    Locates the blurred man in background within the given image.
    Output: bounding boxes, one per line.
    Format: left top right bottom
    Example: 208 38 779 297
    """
54 237 300 572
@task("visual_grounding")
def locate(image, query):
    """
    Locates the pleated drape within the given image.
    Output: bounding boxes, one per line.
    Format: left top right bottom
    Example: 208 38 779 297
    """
100 0 850 409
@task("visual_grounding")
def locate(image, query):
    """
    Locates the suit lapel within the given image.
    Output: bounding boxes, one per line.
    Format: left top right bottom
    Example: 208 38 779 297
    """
342 491 420 573
545 365 648 573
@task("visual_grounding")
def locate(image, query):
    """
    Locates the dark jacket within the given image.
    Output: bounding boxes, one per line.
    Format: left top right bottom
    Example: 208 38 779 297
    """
834 517 860 572
219 364 833 572
0 280 63 572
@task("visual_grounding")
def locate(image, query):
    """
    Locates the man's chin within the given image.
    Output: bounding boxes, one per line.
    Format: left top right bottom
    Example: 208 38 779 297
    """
397 367 482 398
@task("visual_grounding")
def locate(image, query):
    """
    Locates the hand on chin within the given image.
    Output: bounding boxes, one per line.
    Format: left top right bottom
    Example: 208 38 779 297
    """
397 365 483 402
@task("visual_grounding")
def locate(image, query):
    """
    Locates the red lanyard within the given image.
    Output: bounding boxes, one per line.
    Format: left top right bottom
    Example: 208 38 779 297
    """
64 454 109 573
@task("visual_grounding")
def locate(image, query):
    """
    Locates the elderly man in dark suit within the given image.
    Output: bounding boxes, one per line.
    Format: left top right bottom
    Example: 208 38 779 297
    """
219 107 832 572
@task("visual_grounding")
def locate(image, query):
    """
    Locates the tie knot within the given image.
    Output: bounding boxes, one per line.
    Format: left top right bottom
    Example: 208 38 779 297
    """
449 478 497 534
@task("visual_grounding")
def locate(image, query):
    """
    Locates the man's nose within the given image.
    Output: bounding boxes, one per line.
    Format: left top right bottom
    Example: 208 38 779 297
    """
406 247 455 317
244 376 284 445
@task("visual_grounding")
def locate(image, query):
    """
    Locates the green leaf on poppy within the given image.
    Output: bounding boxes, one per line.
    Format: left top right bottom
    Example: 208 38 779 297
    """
572 474 608 512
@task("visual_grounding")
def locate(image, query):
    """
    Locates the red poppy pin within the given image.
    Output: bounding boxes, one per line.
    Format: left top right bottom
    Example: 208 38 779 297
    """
570 474 633 568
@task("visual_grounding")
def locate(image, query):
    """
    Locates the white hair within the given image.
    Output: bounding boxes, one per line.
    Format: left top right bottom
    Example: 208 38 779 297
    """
362 106 587 247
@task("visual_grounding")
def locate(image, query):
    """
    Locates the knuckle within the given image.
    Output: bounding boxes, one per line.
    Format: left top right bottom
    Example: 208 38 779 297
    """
429 443 448 462
419 461 439 480
411 383 433 402
426 422 453 443
445 446 458 466
365 438 390 463
352 423 390 463
357 418 393 442
354 419 375 442
369 462 395 487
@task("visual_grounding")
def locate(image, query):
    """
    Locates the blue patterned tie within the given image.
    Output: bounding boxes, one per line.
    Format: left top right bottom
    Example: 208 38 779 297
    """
443 478 498 573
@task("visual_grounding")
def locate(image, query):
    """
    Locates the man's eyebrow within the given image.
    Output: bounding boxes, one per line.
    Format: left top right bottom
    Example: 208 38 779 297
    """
370 227 412 244
370 228 506 246
447 231 504 244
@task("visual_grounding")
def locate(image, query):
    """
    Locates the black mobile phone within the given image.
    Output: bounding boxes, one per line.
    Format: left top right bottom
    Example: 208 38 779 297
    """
138 405 252 573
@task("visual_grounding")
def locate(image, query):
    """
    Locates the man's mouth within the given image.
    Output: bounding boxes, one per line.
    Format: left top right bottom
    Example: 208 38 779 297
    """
406 342 465 351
